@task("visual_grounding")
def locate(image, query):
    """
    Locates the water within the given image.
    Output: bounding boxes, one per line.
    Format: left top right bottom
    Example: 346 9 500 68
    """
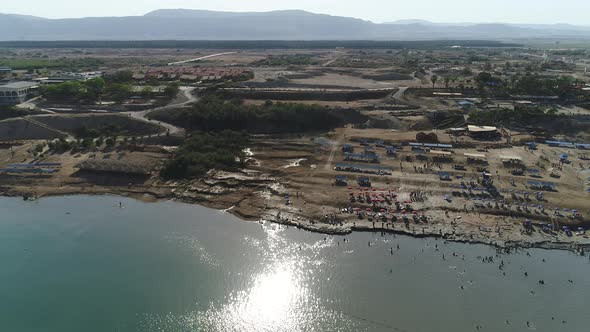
1 195 589 332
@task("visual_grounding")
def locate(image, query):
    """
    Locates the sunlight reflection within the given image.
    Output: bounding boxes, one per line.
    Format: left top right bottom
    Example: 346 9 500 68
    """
240 263 304 327
206 255 312 332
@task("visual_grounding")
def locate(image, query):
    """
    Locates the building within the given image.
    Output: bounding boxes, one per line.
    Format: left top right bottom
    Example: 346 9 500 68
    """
0 67 12 75
335 175 348 186
34 71 103 85
0 81 39 105
341 144 354 153
357 176 371 187
457 100 475 111
467 125 500 140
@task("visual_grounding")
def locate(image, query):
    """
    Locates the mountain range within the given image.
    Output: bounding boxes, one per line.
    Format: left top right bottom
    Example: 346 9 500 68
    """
0 9 589 41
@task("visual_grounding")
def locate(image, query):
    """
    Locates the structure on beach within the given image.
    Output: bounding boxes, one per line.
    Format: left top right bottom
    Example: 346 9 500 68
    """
335 175 348 186
467 125 500 140
357 176 371 187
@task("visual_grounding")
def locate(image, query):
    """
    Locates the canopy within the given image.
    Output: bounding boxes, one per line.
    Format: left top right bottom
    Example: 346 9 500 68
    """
468 125 497 133
464 153 486 159
430 150 452 156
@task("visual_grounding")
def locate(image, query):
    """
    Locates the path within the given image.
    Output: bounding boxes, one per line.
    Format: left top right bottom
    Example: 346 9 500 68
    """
124 86 197 137
23 116 73 139
325 132 345 171
16 96 55 114
167 52 237 66
17 87 196 141
392 86 408 101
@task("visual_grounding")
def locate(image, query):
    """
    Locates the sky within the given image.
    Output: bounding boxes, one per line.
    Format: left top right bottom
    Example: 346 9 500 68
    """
3 0 590 25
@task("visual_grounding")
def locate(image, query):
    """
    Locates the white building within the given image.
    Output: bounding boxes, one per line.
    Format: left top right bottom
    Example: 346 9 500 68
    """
0 81 39 105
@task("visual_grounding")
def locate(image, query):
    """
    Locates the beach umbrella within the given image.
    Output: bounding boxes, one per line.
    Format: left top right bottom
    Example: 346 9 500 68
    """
573 209 578 213
563 208 570 212
380 209 386 212
366 208 372 212
555 208 560 211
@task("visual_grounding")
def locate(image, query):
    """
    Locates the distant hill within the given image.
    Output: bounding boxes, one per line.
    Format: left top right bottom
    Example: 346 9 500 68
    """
385 19 437 25
0 9 589 41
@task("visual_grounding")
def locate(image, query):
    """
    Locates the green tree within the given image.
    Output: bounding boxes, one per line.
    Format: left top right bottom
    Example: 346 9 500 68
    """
430 75 439 88
105 137 116 148
84 77 106 102
443 76 451 89
107 70 134 84
164 83 180 99
106 83 132 103
141 86 153 98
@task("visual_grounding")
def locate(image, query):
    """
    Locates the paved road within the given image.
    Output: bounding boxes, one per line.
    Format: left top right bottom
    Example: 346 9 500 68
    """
167 52 237 66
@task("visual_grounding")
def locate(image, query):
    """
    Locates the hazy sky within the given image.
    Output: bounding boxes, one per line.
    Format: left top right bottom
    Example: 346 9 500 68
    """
4 0 590 25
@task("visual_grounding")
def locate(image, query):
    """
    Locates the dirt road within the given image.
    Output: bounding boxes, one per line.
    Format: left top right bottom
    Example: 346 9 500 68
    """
167 52 238 66
324 131 345 170
125 86 197 136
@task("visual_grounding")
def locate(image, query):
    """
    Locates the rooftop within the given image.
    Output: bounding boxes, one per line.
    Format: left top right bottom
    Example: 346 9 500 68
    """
464 153 486 159
0 81 38 90
468 125 497 133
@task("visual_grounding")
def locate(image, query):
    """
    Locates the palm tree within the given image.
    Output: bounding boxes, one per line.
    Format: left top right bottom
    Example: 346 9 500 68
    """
444 76 451 89
431 75 439 88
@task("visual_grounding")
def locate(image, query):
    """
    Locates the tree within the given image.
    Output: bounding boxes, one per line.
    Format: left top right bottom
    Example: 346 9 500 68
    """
106 83 132 103
95 137 104 147
41 81 85 101
443 76 451 89
461 68 473 76
81 137 95 150
105 137 116 148
164 83 180 99
430 75 439 88
84 77 106 102
141 86 153 98
107 70 134 84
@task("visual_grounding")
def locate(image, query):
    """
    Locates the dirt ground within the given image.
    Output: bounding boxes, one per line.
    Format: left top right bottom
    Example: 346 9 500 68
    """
1 128 589 252
3 47 590 252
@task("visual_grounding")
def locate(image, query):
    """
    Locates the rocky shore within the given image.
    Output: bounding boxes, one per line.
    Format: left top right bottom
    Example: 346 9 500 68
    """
2 168 589 255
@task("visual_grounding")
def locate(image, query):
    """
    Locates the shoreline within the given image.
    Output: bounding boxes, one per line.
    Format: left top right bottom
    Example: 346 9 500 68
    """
3 186 589 255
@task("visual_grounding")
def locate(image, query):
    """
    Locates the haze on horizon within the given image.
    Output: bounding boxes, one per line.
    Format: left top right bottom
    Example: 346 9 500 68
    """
3 0 590 25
